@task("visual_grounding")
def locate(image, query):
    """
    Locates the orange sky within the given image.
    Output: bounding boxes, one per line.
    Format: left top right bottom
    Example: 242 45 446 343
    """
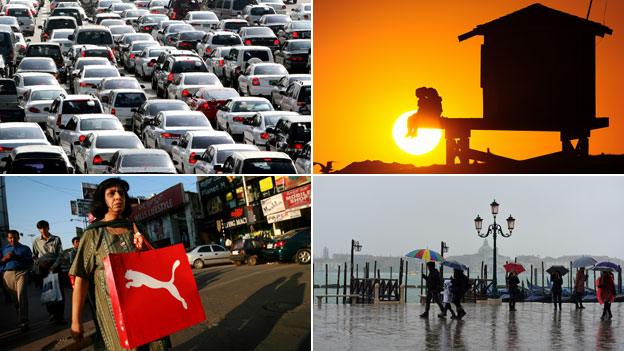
313 0 624 170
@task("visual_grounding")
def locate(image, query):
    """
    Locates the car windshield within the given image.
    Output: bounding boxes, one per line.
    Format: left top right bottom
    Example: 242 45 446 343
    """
191 136 232 148
0 18 18 25
76 59 109 70
113 4 135 10
216 149 242 163
77 30 113 45
132 41 157 51
165 115 210 127
10 159 69 174
167 24 194 33
191 12 217 20
121 154 170 167
287 40 310 51
30 89 63 100
242 50 270 62
110 26 134 34
0 127 44 140
114 92 146 107
291 21 311 30
264 114 284 126
101 19 124 26
8 8 31 17
96 135 141 148
201 89 237 100
212 34 241 45
291 122 311 140
51 31 71 39
23 75 56 86
104 79 140 90
148 49 165 57
172 60 207 73
298 86 310 101
243 27 273 36
80 118 122 131
179 31 204 41
84 67 119 78
241 158 294 173
0 81 17 95
125 10 146 17
254 65 287 75
143 15 167 23
84 49 111 58
62 100 101 114
231 101 272 112
47 19 76 30
98 0 114 7
124 34 151 43
150 0 167 6
184 74 218 85
265 16 289 24
224 22 246 30
250 8 273 16
19 59 55 70
146 102 188 115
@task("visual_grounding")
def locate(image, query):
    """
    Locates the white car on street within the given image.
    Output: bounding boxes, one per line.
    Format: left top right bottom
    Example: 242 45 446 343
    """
73 65 120 95
216 97 274 138
0 123 50 169
242 111 299 150
58 113 123 158
193 143 259 174
166 72 223 101
238 62 288 97
22 85 67 127
143 111 213 154
73 131 144 174
170 130 234 174
103 89 147 130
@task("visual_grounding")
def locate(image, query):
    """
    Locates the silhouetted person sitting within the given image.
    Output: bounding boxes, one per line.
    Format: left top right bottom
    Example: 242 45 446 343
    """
420 261 444 318
406 87 442 137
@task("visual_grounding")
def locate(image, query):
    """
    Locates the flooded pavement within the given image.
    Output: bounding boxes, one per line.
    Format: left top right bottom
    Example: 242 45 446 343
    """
314 303 623 350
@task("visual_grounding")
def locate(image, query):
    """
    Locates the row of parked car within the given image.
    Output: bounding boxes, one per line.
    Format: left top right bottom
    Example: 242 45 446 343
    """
186 227 311 269
0 0 312 174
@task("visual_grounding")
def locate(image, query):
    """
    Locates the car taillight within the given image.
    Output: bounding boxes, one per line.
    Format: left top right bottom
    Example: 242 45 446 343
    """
244 39 251 45
199 102 209 110
92 155 104 165
294 143 303 149
288 56 304 61
0 146 14 152
171 10 176 19
111 108 116 115
56 114 62 126
232 116 244 123
251 77 260 86
5 10 8 15
292 31 298 38
28 107 40 113
303 14 308 19
297 101 306 107
161 133 179 139
189 152 197 164
275 241 285 248
108 51 114 60
81 51 86 57
79 135 86 143
273 39 279 46
30 9 35 16
150 9 159 13
42 33 48 40
182 89 190 97
167 73 174 82
148 61 156 67
218 59 224 67
260 132 269 140
129 53 135 59
205 47 211 54
79 82 89 87
142 25 152 31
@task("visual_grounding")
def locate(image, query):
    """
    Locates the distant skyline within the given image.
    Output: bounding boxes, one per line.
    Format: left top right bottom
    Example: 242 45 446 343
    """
313 176 624 260
5 176 200 249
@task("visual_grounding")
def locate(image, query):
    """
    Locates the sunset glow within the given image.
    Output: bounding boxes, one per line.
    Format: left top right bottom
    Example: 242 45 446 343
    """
392 110 442 155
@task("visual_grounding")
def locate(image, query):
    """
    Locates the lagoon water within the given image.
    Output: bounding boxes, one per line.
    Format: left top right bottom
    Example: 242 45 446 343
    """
314 302 623 350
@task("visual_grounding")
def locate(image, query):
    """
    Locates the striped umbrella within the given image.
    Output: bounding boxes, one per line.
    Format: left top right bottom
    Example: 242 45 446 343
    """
405 249 444 262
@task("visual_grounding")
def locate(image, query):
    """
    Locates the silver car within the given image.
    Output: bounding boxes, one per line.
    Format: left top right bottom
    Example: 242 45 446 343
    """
104 149 176 174
186 244 231 269
134 46 174 80
193 143 259 174
166 72 223 101
242 111 299 149
216 97 274 138
170 130 234 174
123 40 159 72
6 6 35 36
58 113 124 158
74 131 144 174
14 72 60 98
0 122 50 169
22 85 67 128
143 110 214 154
73 65 120 95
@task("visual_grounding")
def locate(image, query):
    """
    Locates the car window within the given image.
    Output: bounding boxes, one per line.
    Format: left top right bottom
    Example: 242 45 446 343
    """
212 34 241 46
253 65 287 75
10 158 69 174
19 59 56 70
121 154 171 167
84 67 119 78
191 135 233 148
0 127 45 140
80 118 123 131
198 246 212 253
165 115 210 127
114 92 146 107
242 50 270 62
95 135 141 148
0 80 17 95
241 158 294 173
77 30 113 45
62 100 102 114
231 101 272 112
172 60 207 73
65 118 78 130
147 101 188 115
211 245 226 252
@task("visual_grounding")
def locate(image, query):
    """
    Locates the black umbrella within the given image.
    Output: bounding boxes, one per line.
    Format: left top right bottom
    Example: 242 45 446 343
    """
546 265 569 276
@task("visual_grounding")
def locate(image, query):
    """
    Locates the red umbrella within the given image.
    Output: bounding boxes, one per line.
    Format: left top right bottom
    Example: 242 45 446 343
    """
504 263 525 274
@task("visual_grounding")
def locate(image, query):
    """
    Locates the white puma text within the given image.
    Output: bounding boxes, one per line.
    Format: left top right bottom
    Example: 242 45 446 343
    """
124 260 188 309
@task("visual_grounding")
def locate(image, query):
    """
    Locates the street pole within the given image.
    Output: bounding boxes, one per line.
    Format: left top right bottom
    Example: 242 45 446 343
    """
350 239 354 296
492 216 497 295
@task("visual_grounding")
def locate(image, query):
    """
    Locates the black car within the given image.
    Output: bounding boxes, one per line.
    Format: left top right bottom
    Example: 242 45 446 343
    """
230 238 266 266
167 0 200 20
263 228 311 264
277 20 311 45
50 8 83 26
23 43 65 73
39 16 77 42
274 39 310 73
174 30 206 51
267 115 311 157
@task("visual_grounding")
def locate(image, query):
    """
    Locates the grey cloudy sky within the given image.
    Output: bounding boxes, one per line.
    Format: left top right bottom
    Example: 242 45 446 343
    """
313 176 624 260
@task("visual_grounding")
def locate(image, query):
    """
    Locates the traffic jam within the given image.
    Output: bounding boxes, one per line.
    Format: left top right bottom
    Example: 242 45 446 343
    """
0 0 311 174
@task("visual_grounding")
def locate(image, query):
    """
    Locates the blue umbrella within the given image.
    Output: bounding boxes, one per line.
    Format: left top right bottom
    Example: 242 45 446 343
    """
572 256 597 268
442 260 468 271
593 261 620 272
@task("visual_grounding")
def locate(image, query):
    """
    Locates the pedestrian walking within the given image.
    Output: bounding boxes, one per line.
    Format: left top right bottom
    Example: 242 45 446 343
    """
506 271 520 311
1 230 33 332
69 178 171 350
551 271 563 311
68 237 79 267
596 271 615 320
420 261 444 318
438 279 456 319
225 237 232 250
574 267 588 309
451 269 468 319
32 220 66 324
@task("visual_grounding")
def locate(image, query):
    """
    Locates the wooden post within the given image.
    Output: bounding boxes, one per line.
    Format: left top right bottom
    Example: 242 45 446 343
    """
530 264 533 286
404 260 408 303
541 261 545 296
336 265 341 304
399 258 403 287
374 261 377 279
356 264 359 280
325 264 328 303
484 264 488 296
390 266 393 280
343 262 347 304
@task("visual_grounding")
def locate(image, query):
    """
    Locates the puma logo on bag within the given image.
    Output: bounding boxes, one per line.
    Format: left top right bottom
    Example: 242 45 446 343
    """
124 260 188 309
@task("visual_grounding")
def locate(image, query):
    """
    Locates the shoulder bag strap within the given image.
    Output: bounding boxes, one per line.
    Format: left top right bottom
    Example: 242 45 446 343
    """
133 222 155 251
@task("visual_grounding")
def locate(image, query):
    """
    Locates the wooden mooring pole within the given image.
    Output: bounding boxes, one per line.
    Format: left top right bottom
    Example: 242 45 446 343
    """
325 264 328 303
336 265 341 304
343 262 347 304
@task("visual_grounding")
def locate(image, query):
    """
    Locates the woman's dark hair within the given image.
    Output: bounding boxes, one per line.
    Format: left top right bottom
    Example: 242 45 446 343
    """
90 178 132 220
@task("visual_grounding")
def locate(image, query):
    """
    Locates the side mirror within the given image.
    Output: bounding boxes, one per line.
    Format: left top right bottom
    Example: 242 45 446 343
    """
73 140 81 145
68 34 74 40
266 126 275 134
171 140 178 146
172 159 178 165
140 84 145 89
38 25 43 29
58 124 65 130
44 107 50 112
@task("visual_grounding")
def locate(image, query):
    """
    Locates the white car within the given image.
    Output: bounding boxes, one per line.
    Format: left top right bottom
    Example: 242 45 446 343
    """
166 72 223 101
22 85 67 127
74 131 144 174
183 11 219 32
94 76 144 102
238 62 288 97
134 45 174 80
170 130 234 174
73 65 120 95
254 0 287 15
143 111 213 154
45 95 104 143
186 244 231 269
216 19 248 34
4 145 73 174
58 113 124 158
242 111 299 150
14 72 60 97
216 97 274 138
104 149 176 174
290 3 311 21
220 150 296 174
0 123 50 169
103 89 148 130
108 24 136 42
123 40 159 72
49 29 75 54
196 31 242 59
294 141 310 174
193 143 259 174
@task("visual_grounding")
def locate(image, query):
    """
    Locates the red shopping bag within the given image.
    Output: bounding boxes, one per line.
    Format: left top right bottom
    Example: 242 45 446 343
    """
103 243 205 349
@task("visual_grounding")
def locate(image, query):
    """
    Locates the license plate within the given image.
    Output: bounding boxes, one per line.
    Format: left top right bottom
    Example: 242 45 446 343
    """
232 250 239 255
267 243 273 249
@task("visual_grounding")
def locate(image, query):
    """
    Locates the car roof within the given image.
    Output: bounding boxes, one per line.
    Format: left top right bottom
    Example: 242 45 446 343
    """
47 16 77 21
116 148 168 156
278 115 311 123
62 94 99 100
76 25 111 31
212 143 259 152
16 72 56 77
229 97 271 102
72 113 117 119
27 85 66 92
12 145 64 155
83 64 117 70
0 122 41 129
185 130 230 137
20 57 56 62
230 45 271 51
111 88 146 94
90 130 137 137
160 110 205 117
256 111 299 117
230 151 291 159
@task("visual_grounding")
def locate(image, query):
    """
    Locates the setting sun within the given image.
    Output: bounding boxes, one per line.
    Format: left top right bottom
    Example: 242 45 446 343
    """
392 110 443 155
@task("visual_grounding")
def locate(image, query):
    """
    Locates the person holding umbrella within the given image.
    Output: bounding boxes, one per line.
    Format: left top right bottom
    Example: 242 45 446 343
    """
420 261 444 318
551 271 563 311
574 267 588 309
506 271 520 311
596 270 615 320
451 269 469 319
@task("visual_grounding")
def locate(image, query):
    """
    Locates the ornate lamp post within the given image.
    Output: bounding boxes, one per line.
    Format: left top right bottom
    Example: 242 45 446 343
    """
474 200 515 297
